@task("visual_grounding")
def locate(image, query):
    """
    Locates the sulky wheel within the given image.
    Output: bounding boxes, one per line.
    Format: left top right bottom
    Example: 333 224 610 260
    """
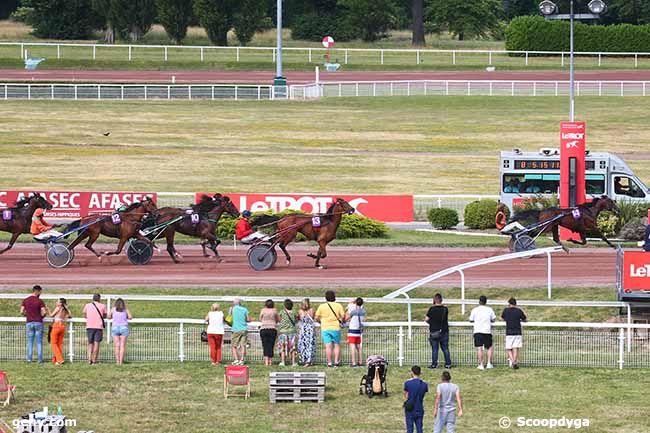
46 243 73 269
248 244 276 271
127 239 153 265
510 235 537 253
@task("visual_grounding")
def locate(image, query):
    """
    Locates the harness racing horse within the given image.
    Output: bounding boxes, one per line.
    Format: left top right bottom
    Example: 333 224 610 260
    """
254 198 355 269
0 193 53 255
66 198 158 259
511 195 619 251
156 194 240 263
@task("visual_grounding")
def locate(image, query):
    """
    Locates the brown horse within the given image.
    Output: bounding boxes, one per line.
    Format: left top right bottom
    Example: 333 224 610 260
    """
0 193 53 254
511 195 619 251
66 198 158 259
155 194 239 263
253 198 355 269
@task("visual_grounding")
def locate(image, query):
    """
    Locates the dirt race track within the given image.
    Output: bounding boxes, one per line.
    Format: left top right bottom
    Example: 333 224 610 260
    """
0 244 617 290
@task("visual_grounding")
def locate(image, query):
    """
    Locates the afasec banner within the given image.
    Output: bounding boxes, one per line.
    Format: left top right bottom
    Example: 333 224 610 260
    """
196 193 414 222
0 191 157 219
622 251 650 291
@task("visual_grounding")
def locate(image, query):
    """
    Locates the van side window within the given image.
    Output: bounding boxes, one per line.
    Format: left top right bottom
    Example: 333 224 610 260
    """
614 176 646 198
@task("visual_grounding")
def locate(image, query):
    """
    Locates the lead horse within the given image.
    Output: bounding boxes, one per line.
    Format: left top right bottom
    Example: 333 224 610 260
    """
253 198 355 269
0 193 53 255
511 195 619 251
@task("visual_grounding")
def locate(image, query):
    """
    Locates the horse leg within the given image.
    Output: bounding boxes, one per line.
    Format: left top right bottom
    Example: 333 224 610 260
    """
0 232 21 255
600 232 617 249
314 241 328 269
104 236 128 256
207 238 222 263
165 231 181 264
76 230 103 260
279 243 292 265
200 240 210 258
552 225 569 253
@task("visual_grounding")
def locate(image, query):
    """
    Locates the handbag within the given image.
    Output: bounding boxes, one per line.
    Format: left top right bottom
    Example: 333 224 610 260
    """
326 302 344 327
429 330 442 340
225 314 233 327
403 399 415 412
200 330 208 343
47 325 53 343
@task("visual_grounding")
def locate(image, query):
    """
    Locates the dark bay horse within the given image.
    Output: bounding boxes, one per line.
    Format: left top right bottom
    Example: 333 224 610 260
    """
66 198 158 259
0 193 53 254
511 195 619 251
156 194 239 263
253 198 355 269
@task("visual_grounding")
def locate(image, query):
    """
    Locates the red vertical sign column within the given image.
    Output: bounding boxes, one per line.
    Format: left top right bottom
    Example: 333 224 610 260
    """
559 121 586 241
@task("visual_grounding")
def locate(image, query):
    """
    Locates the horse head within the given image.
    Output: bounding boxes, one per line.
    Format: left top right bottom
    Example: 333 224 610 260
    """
140 197 158 214
22 193 53 212
595 195 619 215
221 196 240 218
194 195 216 214
334 198 355 215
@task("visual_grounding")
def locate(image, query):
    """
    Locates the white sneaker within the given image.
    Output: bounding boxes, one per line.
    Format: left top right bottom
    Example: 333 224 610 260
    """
477 364 485 370
486 363 494 369
508 359 513 368
231 360 239 365
278 362 286 367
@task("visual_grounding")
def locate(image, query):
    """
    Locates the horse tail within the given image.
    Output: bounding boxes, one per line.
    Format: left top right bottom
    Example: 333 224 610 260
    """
510 209 540 223
252 214 280 229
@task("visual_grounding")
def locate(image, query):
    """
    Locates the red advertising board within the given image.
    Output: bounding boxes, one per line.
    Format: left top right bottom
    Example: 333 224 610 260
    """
622 251 650 291
0 191 157 219
560 121 587 241
196 193 414 222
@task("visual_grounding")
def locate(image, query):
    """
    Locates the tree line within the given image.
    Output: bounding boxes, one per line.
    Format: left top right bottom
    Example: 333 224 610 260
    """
5 0 650 46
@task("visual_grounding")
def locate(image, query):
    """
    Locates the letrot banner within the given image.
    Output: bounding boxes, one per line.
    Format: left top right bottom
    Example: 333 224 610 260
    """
0 191 157 219
196 193 414 222
622 251 650 291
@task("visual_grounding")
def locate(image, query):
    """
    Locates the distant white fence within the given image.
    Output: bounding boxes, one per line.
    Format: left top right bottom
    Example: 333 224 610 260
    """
3 41 650 68
0 83 276 100
289 80 650 99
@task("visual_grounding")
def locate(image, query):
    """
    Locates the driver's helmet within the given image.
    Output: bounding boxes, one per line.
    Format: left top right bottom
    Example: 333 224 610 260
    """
242 210 252 218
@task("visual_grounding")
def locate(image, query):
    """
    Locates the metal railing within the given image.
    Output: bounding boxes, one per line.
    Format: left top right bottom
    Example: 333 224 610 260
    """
1 317 648 369
0 83 276 101
289 80 650 99
4 41 650 68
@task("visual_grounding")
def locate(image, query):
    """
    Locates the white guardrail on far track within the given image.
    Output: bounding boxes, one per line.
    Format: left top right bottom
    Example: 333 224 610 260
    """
4 41 650 68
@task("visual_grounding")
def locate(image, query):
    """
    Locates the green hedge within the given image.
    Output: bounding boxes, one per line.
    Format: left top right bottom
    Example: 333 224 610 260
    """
464 199 499 230
427 208 459 229
506 16 650 52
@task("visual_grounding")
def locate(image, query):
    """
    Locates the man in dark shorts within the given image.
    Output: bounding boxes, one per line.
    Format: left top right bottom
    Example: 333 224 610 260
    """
20 285 48 363
469 295 496 370
425 293 451 369
83 294 107 365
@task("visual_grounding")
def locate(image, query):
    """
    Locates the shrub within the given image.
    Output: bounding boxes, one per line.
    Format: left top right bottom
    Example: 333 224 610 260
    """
596 211 620 238
464 199 499 230
336 214 389 239
427 208 459 229
615 200 650 228
291 12 355 41
620 217 647 241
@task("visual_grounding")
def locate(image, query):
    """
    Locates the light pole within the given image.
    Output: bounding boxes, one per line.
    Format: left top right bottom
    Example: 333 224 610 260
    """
274 0 287 94
539 0 607 121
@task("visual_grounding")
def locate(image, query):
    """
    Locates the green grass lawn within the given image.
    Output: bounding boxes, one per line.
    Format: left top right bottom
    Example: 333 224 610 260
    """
0 362 646 433
2 97 649 195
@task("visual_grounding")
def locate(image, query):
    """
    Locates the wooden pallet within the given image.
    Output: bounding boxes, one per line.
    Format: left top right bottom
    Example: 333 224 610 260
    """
269 372 326 387
269 386 325 403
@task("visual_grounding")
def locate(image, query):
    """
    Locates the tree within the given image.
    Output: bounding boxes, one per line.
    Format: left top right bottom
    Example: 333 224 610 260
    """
232 0 265 45
193 0 235 45
411 0 426 46
113 0 156 41
608 0 650 24
427 0 503 41
23 0 97 39
503 0 538 19
338 0 397 42
156 0 194 44
0 0 20 20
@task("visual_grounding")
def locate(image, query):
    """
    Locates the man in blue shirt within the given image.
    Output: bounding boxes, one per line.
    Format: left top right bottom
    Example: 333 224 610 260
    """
229 298 250 365
403 365 428 433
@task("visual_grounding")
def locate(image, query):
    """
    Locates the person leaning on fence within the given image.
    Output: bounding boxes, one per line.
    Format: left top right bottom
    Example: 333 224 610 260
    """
205 303 225 365
21 285 48 364
501 297 527 370
83 294 107 365
469 295 496 370
425 293 452 369
229 298 251 365
345 297 366 367
403 365 428 433
432 371 463 433
259 299 280 366
108 298 133 365
315 290 345 367
49 298 71 365
297 298 316 367
277 299 299 367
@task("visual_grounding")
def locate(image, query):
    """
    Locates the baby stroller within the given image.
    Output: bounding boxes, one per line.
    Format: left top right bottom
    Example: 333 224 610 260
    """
359 355 388 398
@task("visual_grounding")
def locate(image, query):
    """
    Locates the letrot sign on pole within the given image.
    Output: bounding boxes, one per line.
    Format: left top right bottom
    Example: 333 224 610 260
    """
559 121 586 241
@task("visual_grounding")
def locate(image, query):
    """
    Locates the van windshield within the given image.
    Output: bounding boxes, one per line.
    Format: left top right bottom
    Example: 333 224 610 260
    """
503 174 605 195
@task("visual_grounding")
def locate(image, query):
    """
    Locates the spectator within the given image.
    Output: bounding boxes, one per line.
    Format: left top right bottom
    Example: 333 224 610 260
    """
229 298 251 365
205 303 225 366
425 293 452 369
345 297 366 367
108 298 132 365
49 298 71 365
277 299 298 367
432 371 463 433
403 365 428 433
83 294 107 365
20 285 48 364
259 299 280 366
315 290 345 367
501 297 527 369
469 295 496 370
297 298 316 367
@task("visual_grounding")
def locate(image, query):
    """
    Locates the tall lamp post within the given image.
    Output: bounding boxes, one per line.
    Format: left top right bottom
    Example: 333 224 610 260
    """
538 0 607 121
274 0 287 96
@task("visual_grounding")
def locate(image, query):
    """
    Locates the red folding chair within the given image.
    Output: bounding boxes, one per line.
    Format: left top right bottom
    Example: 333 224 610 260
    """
0 371 16 407
224 365 250 399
